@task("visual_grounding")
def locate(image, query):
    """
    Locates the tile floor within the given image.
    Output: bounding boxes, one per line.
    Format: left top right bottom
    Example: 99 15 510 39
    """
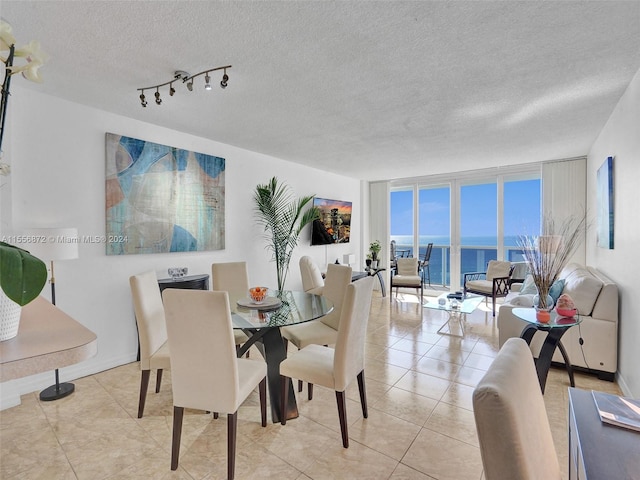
0 291 622 479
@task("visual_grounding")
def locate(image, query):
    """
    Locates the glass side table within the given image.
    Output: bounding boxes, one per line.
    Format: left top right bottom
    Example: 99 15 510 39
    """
513 308 582 393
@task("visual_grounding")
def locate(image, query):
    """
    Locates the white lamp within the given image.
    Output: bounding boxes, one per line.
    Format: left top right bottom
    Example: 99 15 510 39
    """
23 227 79 401
342 254 355 267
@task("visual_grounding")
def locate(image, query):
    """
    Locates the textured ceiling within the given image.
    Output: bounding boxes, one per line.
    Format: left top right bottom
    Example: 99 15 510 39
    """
3 1 640 181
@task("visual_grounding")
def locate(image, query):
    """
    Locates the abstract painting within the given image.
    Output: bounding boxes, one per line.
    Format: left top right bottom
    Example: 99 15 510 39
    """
596 156 614 249
105 133 225 255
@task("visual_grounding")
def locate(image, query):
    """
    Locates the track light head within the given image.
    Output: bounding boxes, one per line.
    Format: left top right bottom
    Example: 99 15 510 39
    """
139 92 147 107
169 84 175 96
220 72 228 89
187 80 193 92
155 89 162 105
204 73 211 90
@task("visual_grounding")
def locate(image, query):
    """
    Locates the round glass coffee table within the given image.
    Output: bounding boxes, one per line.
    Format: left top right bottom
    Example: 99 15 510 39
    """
513 308 582 393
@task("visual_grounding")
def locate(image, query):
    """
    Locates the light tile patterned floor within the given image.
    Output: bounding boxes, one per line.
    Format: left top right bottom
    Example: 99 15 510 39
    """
0 291 622 479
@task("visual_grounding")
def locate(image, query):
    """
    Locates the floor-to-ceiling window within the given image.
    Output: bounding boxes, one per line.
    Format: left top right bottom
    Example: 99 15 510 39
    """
391 167 541 288
418 185 450 285
504 177 541 262
460 180 498 285
390 188 414 257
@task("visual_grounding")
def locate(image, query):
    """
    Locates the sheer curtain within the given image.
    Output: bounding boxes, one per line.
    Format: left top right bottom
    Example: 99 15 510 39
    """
369 181 390 290
542 156 587 266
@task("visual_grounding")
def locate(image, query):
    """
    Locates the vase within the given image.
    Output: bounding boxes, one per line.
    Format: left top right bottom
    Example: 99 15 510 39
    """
0 288 22 341
533 292 554 323
533 292 554 310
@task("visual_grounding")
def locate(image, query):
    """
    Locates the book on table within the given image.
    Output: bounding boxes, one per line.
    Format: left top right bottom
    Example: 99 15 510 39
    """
592 390 640 433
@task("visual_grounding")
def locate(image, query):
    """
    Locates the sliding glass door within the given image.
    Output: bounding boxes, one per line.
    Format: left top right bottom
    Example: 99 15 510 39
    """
459 180 498 287
390 188 414 258
391 169 540 288
504 178 541 262
418 186 450 285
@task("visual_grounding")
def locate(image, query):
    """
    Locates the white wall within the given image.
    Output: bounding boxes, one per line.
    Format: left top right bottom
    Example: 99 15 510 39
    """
0 87 361 409
587 67 640 397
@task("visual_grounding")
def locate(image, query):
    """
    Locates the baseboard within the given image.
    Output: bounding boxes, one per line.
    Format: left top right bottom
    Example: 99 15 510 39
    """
549 360 616 382
615 371 633 397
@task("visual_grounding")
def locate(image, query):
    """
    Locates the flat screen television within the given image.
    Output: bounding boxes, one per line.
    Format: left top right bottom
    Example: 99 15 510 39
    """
311 197 352 245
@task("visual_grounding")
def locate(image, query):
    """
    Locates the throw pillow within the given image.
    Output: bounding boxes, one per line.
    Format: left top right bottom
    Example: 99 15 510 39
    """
549 279 565 303
520 274 538 295
510 294 535 307
563 267 604 316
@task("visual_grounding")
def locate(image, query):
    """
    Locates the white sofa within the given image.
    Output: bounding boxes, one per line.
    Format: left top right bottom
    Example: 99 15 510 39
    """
497 263 618 380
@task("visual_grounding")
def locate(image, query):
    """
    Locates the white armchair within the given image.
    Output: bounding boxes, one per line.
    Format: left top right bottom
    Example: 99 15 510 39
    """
390 257 423 301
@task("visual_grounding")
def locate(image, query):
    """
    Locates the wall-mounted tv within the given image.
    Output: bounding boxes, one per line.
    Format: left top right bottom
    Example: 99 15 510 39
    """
311 197 352 245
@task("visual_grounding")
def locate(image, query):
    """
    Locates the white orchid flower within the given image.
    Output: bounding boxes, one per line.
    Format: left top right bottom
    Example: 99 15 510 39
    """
0 20 16 52
0 163 11 176
14 40 45 60
7 40 47 82
10 60 44 82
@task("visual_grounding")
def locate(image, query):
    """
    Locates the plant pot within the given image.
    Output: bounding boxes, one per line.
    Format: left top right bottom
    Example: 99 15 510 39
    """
371 260 378 269
0 288 22 341
365 259 372 268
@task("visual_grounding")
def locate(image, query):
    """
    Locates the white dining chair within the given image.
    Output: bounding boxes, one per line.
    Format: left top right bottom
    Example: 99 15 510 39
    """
163 289 267 479
280 263 352 398
129 271 171 418
473 337 561 479
211 261 250 350
299 256 325 294
279 276 374 447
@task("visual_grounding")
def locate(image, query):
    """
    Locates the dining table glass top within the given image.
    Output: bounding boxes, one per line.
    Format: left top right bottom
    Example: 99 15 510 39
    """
229 290 334 330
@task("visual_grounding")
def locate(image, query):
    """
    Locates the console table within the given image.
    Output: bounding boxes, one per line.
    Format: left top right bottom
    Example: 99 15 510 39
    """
352 268 386 297
0 297 97 382
568 388 640 479
157 273 209 292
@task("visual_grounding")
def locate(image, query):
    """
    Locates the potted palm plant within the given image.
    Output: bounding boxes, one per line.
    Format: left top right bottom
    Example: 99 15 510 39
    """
254 177 319 292
0 241 48 340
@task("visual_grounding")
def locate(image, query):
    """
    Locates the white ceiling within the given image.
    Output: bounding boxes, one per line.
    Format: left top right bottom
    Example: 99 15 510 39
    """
3 1 640 181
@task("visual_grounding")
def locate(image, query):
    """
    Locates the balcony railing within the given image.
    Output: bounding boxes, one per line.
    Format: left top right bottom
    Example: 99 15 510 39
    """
394 244 526 287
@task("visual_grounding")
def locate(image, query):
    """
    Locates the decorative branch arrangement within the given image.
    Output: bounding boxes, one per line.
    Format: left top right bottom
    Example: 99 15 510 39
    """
517 215 587 309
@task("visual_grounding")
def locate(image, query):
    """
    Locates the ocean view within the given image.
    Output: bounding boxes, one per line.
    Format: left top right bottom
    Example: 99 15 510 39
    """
390 235 526 286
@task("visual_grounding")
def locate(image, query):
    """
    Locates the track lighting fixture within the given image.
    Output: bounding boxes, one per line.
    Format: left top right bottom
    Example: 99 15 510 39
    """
137 65 231 107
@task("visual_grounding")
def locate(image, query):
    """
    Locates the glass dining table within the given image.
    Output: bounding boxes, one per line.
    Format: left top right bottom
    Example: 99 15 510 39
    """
229 290 334 423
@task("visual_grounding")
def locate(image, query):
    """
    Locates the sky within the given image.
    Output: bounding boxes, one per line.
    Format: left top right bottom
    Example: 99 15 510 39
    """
391 179 541 242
